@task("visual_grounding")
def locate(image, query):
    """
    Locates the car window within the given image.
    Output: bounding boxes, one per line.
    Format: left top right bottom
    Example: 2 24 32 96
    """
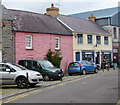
81 61 86 64
86 61 91 65
33 61 42 69
69 62 79 66
40 61 54 68
0 64 11 71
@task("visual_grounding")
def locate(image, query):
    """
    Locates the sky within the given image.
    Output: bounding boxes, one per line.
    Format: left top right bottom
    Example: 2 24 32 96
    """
1 0 120 15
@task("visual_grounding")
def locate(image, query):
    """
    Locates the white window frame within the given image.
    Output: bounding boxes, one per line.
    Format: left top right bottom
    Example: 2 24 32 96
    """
26 35 32 49
55 37 60 50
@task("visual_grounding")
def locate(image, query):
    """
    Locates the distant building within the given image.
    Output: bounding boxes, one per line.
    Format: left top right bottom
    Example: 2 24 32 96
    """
69 7 120 65
0 2 2 62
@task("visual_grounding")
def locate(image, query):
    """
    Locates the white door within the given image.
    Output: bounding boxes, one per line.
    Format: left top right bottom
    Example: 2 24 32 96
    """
0 50 2 62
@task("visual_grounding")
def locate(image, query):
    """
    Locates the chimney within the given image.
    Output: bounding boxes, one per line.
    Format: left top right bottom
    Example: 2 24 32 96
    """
46 4 59 17
88 14 96 22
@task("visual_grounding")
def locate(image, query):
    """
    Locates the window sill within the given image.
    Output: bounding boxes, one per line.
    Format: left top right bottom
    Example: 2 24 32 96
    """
26 48 34 50
55 48 60 51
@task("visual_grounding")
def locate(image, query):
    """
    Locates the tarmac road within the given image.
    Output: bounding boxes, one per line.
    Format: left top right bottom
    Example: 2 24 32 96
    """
2 70 118 104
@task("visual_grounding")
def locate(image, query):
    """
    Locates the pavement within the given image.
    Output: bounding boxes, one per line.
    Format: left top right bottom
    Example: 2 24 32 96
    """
0 68 119 101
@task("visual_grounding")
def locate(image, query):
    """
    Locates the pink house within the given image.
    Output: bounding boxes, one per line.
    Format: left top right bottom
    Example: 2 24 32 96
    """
8 9 73 70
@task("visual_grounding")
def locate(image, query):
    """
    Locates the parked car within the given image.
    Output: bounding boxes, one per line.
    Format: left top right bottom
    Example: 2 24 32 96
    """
18 60 64 81
0 63 43 88
68 60 98 76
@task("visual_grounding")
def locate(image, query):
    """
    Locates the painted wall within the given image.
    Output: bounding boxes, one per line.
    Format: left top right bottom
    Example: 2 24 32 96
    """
73 34 112 63
73 34 112 51
15 32 73 70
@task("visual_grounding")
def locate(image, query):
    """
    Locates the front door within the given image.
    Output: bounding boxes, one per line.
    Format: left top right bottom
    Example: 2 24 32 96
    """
76 52 80 61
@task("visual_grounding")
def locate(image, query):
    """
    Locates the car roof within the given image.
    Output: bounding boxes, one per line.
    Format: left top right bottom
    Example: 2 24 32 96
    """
19 59 48 62
70 60 87 63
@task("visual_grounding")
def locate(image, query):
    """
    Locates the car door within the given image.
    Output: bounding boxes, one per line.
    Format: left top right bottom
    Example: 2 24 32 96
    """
0 64 16 84
85 61 92 72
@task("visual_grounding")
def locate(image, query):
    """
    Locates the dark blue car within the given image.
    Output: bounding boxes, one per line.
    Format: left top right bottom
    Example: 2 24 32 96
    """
68 60 98 76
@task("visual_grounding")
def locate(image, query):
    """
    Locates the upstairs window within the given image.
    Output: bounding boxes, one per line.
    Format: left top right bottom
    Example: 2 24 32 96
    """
113 27 117 39
96 36 101 44
87 35 92 44
77 34 83 44
55 37 60 50
104 37 109 45
26 35 32 49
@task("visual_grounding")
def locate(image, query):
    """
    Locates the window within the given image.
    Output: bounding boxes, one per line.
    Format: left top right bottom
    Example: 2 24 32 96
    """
87 35 92 44
113 49 118 53
55 37 60 50
113 27 117 39
77 34 83 44
104 37 109 45
96 36 101 44
26 35 32 49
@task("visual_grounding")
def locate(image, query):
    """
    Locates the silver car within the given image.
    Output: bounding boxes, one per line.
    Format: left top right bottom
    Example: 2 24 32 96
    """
0 63 43 88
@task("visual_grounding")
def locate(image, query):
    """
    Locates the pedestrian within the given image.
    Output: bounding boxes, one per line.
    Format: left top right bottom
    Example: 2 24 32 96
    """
102 59 106 72
113 56 117 70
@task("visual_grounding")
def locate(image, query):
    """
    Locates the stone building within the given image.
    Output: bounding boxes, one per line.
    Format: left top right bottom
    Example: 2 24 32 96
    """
0 4 14 63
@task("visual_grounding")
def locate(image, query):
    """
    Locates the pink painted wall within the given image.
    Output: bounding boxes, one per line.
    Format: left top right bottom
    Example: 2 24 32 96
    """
15 32 73 70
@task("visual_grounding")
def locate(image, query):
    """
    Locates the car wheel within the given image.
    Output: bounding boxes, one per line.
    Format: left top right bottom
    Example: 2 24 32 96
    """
82 69 86 75
94 68 98 73
43 75 50 81
16 77 27 88
68 73 73 76
29 83 36 88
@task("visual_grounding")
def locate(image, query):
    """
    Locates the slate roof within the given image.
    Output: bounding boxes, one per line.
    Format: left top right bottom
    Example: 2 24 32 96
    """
69 7 118 19
58 15 111 36
7 9 72 35
5 8 111 36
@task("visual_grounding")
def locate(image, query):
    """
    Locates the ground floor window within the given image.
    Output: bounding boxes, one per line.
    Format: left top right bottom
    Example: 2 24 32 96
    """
82 51 94 62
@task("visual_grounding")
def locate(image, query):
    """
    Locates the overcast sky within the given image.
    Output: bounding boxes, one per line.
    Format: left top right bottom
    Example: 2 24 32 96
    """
1 0 120 15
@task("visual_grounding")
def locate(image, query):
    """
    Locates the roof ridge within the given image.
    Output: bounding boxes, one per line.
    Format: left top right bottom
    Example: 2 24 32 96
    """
8 9 43 16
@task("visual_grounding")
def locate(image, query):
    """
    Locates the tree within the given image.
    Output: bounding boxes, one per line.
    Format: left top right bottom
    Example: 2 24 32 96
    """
44 49 63 68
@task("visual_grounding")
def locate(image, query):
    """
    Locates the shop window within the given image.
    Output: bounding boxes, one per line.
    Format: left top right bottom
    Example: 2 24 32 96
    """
87 35 92 44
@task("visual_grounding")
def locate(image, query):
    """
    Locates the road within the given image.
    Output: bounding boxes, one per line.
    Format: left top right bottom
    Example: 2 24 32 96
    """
3 70 118 104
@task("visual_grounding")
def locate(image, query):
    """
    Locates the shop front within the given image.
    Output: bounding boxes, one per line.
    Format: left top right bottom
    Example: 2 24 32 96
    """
82 51 94 62
101 51 112 67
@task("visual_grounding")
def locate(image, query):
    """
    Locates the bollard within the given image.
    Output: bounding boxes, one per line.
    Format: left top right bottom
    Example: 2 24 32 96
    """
26 72 29 89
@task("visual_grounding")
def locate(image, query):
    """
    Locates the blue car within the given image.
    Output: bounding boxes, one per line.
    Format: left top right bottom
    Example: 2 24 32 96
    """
68 60 98 76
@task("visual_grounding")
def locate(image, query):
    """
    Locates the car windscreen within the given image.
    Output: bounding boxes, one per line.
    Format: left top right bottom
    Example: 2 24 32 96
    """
9 64 26 71
69 62 79 66
40 61 54 68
